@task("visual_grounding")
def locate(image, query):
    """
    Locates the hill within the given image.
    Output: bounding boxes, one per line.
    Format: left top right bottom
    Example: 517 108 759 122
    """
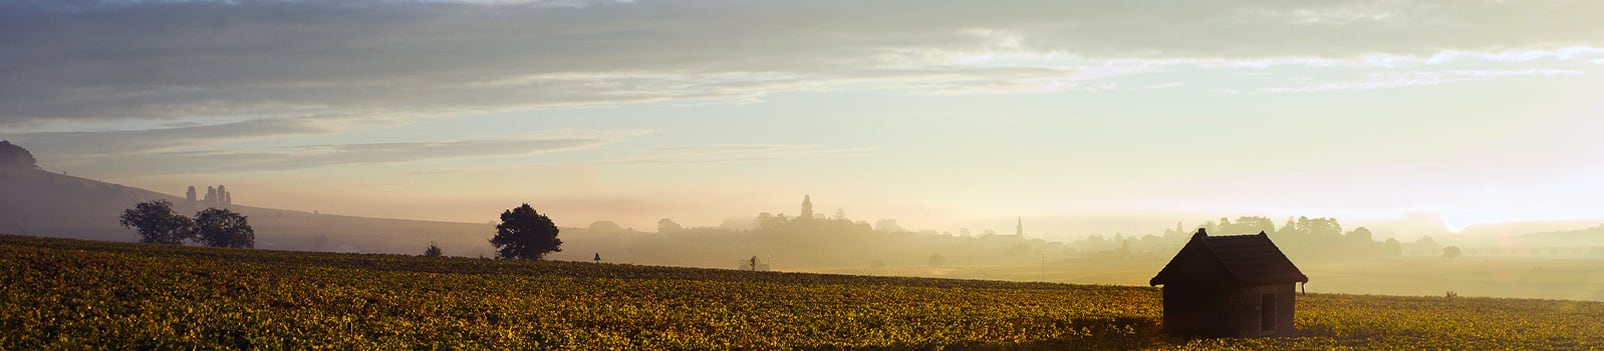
3 234 1602 350
0 167 502 256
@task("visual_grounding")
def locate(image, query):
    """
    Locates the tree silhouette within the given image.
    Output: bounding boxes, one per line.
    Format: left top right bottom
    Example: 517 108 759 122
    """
194 208 254 248
490 203 563 260
119 200 195 244
800 195 814 220
0 140 37 169
1442 246 1462 260
657 218 683 233
424 242 443 257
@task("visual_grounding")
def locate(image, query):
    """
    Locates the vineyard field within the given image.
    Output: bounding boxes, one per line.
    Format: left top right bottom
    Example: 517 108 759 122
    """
3 234 1603 350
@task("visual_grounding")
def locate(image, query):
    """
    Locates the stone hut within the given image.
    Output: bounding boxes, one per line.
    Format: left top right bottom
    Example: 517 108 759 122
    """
1150 228 1308 337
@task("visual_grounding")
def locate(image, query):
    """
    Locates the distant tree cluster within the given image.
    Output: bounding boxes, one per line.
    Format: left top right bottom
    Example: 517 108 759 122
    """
1158 216 1402 260
120 200 254 248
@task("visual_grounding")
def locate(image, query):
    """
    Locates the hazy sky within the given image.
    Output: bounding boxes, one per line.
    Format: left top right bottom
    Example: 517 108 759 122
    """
3 0 1603 235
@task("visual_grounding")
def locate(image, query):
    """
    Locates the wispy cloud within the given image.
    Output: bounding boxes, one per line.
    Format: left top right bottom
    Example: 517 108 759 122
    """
3 117 331 156
599 144 876 166
1262 69 1584 93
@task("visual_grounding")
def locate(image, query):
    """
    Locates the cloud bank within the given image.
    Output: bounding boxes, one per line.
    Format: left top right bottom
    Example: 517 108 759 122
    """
3 0 1602 126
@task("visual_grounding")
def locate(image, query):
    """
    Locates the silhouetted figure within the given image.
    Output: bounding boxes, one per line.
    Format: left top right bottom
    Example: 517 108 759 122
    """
741 256 769 271
489 203 563 260
1150 229 1307 338
593 253 601 263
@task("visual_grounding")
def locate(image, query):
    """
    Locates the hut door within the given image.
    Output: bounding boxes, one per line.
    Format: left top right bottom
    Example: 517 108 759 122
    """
1260 293 1276 333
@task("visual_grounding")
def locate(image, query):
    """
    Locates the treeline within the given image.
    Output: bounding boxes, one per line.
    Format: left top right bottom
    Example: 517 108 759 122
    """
566 195 1046 271
1162 216 1402 260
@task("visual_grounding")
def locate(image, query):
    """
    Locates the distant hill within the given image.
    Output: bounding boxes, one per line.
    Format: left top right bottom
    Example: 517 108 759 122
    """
1457 219 1604 239
0 167 500 256
1515 223 1604 248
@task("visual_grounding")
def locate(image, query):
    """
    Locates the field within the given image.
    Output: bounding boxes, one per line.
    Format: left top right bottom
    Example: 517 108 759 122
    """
807 256 1604 302
3 234 1604 350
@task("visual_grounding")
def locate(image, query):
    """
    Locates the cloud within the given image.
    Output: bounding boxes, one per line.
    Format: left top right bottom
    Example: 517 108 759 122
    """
601 144 876 165
3 117 331 157
1262 69 1585 93
42 129 650 176
2 0 1603 126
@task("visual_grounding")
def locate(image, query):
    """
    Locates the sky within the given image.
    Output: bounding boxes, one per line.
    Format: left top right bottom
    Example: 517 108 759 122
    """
3 0 1603 237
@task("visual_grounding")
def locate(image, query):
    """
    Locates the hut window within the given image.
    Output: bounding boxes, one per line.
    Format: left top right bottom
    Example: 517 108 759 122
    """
1260 293 1276 332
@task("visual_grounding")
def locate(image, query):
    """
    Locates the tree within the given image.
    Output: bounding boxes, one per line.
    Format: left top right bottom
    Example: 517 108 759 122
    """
1442 246 1462 260
657 218 683 233
800 195 814 220
424 242 443 257
194 208 254 248
1346 227 1374 243
1383 238 1403 256
490 203 563 260
0 140 37 169
587 220 623 233
119 200 195 244
875 219 903 233
833 208 846 221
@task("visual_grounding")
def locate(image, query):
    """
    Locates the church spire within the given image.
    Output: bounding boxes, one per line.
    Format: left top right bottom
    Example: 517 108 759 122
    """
1015 217 1024 237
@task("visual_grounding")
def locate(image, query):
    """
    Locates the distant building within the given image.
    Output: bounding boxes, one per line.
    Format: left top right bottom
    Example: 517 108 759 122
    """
1150 228 1308 338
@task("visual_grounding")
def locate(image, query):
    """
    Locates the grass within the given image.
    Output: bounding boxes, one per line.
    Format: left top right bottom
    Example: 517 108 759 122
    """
3 234 1603 350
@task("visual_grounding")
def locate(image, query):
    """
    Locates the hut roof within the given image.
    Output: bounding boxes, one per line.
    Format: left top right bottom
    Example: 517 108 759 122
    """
1150 230 1308 286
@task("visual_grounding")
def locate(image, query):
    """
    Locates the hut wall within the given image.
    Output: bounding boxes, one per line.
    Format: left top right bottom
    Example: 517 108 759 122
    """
1160 249 1240 337
1236 283 1297 337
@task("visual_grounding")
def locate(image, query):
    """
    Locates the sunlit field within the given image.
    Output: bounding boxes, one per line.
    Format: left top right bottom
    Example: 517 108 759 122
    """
808 256 1604 302
4 234 1602 350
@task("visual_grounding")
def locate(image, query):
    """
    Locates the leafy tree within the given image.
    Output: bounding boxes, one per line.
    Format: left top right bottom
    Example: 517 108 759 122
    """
424 242 443 257
194 208 255 248
1346 226 1374 243
587 220 623 233
1442 246 1462 260
490 203 563 260
119 200 195 244
657 218 683 233
0 140 37 169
